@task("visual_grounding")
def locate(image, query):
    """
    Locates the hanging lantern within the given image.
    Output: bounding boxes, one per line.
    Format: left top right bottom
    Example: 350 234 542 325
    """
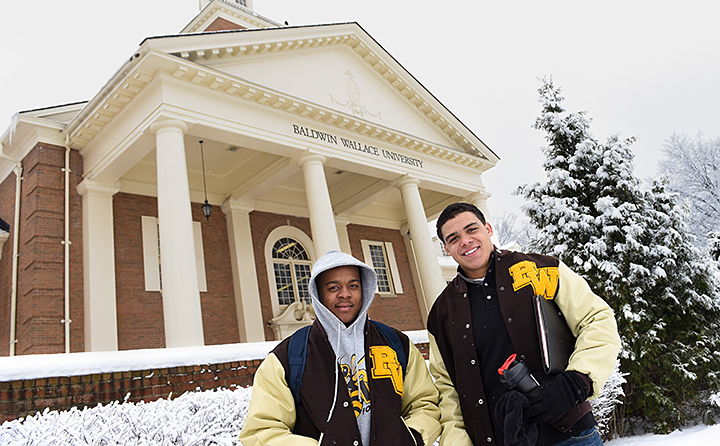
202 199 212 219
199 140 211 220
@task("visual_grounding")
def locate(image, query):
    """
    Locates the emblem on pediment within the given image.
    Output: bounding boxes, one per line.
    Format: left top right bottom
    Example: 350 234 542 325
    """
330 70 382 120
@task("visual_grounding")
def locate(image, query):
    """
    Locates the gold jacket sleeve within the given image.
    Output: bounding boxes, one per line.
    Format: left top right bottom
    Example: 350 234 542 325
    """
238 353 319 446
555 261 622 398
401 342 442 445
428 333 474 446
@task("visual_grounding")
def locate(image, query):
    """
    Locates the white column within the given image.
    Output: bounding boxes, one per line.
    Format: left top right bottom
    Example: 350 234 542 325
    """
395 176 446 312
465 190 500 245
221 199 265 342
465 190 492 222
335 216 352 255
151 119 205 348
400 222 428 321
77 179 120 352
297 153 340 256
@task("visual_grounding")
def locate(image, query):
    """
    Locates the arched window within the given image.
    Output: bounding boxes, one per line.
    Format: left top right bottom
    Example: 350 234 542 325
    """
272 237 312 306
264 226 316 318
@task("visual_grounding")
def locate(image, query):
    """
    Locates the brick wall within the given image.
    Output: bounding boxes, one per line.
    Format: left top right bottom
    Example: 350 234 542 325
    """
0 342 429 423
191 204 240 346
0 359 262 423
113 193 166 349
204 17 247 31
2 144 85 355
112 193 240 350
0 170 17 356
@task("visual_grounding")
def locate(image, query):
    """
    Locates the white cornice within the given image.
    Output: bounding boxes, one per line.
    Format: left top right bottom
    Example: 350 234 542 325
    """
1 115 65 165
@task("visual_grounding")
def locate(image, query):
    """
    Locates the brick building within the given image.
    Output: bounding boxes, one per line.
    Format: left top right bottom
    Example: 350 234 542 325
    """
0 0 498 356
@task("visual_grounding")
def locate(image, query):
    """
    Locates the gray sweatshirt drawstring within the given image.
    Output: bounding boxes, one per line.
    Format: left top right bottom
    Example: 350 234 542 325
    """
326 326 342 423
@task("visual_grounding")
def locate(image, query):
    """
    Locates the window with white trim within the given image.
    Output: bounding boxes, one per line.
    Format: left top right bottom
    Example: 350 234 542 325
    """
360 240 403 296
271 237 312 306
264 226 316 317
141 216 207 292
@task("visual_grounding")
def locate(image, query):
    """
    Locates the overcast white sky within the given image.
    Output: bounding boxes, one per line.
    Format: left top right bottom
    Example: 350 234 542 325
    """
1 0 718 218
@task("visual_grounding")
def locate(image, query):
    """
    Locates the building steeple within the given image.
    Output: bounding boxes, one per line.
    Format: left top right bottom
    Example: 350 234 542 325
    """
200 0 255 11
187 0 279 33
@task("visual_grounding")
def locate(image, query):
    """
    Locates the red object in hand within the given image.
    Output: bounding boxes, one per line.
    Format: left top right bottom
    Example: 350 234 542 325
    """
498 353 518 376
498 353 539 393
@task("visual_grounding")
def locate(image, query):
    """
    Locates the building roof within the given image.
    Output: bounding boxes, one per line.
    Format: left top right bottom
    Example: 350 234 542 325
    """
1 0 498 226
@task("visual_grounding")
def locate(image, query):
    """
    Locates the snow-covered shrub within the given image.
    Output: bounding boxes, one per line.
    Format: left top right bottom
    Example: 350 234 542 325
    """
0 387 252 445
592 360 627 439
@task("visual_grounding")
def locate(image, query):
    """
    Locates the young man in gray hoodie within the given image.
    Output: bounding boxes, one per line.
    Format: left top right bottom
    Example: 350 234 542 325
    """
239 250 441 446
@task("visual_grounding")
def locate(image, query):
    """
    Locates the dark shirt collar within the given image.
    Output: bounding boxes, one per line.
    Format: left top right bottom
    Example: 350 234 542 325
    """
457 250 496 284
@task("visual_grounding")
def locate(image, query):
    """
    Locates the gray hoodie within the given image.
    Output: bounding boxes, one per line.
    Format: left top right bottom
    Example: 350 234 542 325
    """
309 250 377 446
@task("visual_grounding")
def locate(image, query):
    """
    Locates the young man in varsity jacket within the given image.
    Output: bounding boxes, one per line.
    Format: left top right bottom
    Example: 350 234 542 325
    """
239 250 441 446
427 202 621 446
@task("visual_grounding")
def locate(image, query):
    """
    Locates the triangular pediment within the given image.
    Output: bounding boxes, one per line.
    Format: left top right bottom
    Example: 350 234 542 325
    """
208 46 448 145
142 22 495 163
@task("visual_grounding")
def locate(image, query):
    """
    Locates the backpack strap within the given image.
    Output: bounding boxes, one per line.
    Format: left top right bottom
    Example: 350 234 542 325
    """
369 319 407 376
287 324 312 405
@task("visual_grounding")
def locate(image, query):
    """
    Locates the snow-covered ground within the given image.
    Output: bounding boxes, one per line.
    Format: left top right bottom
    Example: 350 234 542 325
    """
605 423 720 445
1 385 716 445
0 333 717 444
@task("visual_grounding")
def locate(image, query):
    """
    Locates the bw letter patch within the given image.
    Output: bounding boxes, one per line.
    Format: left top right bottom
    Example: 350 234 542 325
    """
369 345 403 396
509 260 559 298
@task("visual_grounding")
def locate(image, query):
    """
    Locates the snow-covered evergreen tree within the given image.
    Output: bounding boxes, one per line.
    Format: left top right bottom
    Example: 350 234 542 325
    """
520 78 720 433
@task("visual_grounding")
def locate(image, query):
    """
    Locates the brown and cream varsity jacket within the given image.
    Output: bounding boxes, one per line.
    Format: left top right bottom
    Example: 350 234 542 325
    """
239 320 441 446
427 248 621 445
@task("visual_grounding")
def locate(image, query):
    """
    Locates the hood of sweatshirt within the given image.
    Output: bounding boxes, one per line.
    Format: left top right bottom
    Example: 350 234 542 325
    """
309 250 377 337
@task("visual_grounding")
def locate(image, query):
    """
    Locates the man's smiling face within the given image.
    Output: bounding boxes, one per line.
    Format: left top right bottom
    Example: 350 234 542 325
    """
317 265 363 326
440 211 495 279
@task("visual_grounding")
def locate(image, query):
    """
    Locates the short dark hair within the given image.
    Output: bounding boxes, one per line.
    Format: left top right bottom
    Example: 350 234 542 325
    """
436 202 486 243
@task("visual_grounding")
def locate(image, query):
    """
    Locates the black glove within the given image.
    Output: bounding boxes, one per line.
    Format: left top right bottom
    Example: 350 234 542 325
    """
525 371 588 425
494 390 538 446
